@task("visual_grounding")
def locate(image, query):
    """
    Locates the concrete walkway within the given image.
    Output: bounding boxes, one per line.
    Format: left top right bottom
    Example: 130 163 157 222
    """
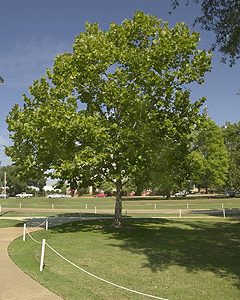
0 226 63 300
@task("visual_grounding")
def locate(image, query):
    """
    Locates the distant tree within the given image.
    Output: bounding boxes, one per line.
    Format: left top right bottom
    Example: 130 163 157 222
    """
170 0 240 66
6 12 212 226
0 165 46 195
190 117 229 192
149 135 192 199
97 180 115 196
222 121 240 191
0 165 25 195
122 179 137 196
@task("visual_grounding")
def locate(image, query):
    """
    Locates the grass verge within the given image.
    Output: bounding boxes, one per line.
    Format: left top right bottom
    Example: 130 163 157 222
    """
8 218 240 300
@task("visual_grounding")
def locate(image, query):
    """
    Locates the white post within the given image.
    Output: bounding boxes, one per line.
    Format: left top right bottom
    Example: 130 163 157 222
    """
180 209 182 218
40 239 46 271
223 209 226 218
86 204 87 210
52 204 54 209
23 223 26 241
187 203 189 209
46 220 48 231
95 207 96 214
20 203 21 209
155 204 156 210
222 203 224 209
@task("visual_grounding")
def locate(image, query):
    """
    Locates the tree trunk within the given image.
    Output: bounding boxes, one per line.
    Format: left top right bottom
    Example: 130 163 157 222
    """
198 185 200 193
112 179 122 227
166 189 171 200
135 186 142 196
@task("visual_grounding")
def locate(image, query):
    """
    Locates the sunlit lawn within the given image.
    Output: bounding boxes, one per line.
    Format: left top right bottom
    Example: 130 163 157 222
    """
8 218 240 300
1 195 240 211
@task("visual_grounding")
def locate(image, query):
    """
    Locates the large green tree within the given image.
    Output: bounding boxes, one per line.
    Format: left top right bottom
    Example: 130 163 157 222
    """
170 0 240 66
6 12 212 226
222 121 240 191
190 117 229 192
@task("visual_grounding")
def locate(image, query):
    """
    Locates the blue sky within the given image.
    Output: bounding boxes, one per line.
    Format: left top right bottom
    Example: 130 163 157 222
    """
0 0 239 165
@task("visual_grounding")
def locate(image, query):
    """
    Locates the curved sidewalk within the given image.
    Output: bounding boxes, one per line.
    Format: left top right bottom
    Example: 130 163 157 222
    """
0 227 62 300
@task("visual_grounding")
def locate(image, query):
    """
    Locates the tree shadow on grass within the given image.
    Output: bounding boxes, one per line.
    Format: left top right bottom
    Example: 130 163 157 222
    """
0 211 25 227
52 217 240 290
0 219 25 228
55 212 114 218
120 219 240 288
0 212 8 217
188 208 240 218
25 212 114 228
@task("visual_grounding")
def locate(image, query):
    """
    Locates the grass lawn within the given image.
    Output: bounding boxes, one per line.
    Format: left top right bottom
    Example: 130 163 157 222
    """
8 218 240 300
1 195 240 212
0 218 24 228
1 196 240 221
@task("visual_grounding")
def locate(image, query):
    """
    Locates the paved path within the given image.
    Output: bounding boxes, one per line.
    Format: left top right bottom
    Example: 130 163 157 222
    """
0 226 63 300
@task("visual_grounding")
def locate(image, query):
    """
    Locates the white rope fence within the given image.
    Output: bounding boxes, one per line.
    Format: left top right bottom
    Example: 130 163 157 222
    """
25 226 42 244
23 222 169 300
46 242 169 300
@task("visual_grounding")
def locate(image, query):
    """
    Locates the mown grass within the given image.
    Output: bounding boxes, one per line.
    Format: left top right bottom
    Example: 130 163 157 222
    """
1 196 240 222
1 195 240 210
0 218 24 228
8 218 240 300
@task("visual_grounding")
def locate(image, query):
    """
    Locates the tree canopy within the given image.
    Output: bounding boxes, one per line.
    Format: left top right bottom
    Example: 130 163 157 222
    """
5 12 212 226
147 134 191 199
190 117 229 192
170 0 240 66
222 121 240 191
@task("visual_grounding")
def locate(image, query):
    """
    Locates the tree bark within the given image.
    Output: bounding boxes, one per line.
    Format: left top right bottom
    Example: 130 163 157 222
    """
166 189 171 200
112 179 122 227
198 185 201 193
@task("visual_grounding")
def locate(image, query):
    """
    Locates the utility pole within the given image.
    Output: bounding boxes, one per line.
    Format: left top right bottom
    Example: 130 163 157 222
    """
0 76 4 199
4 172 7 199
1 76 5 197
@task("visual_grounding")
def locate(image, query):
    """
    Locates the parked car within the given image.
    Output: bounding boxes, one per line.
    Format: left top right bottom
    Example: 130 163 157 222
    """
94 193 107 197
47 194 62 198
225 191 236 197
62 194 72 198
16 192 33 198
175 191 187 197
0 193 9 198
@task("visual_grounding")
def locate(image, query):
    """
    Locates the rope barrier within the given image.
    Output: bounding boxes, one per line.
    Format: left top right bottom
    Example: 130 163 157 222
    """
38 218 48 227
23 221 169 299
25 227 42 244
45 242 169 300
